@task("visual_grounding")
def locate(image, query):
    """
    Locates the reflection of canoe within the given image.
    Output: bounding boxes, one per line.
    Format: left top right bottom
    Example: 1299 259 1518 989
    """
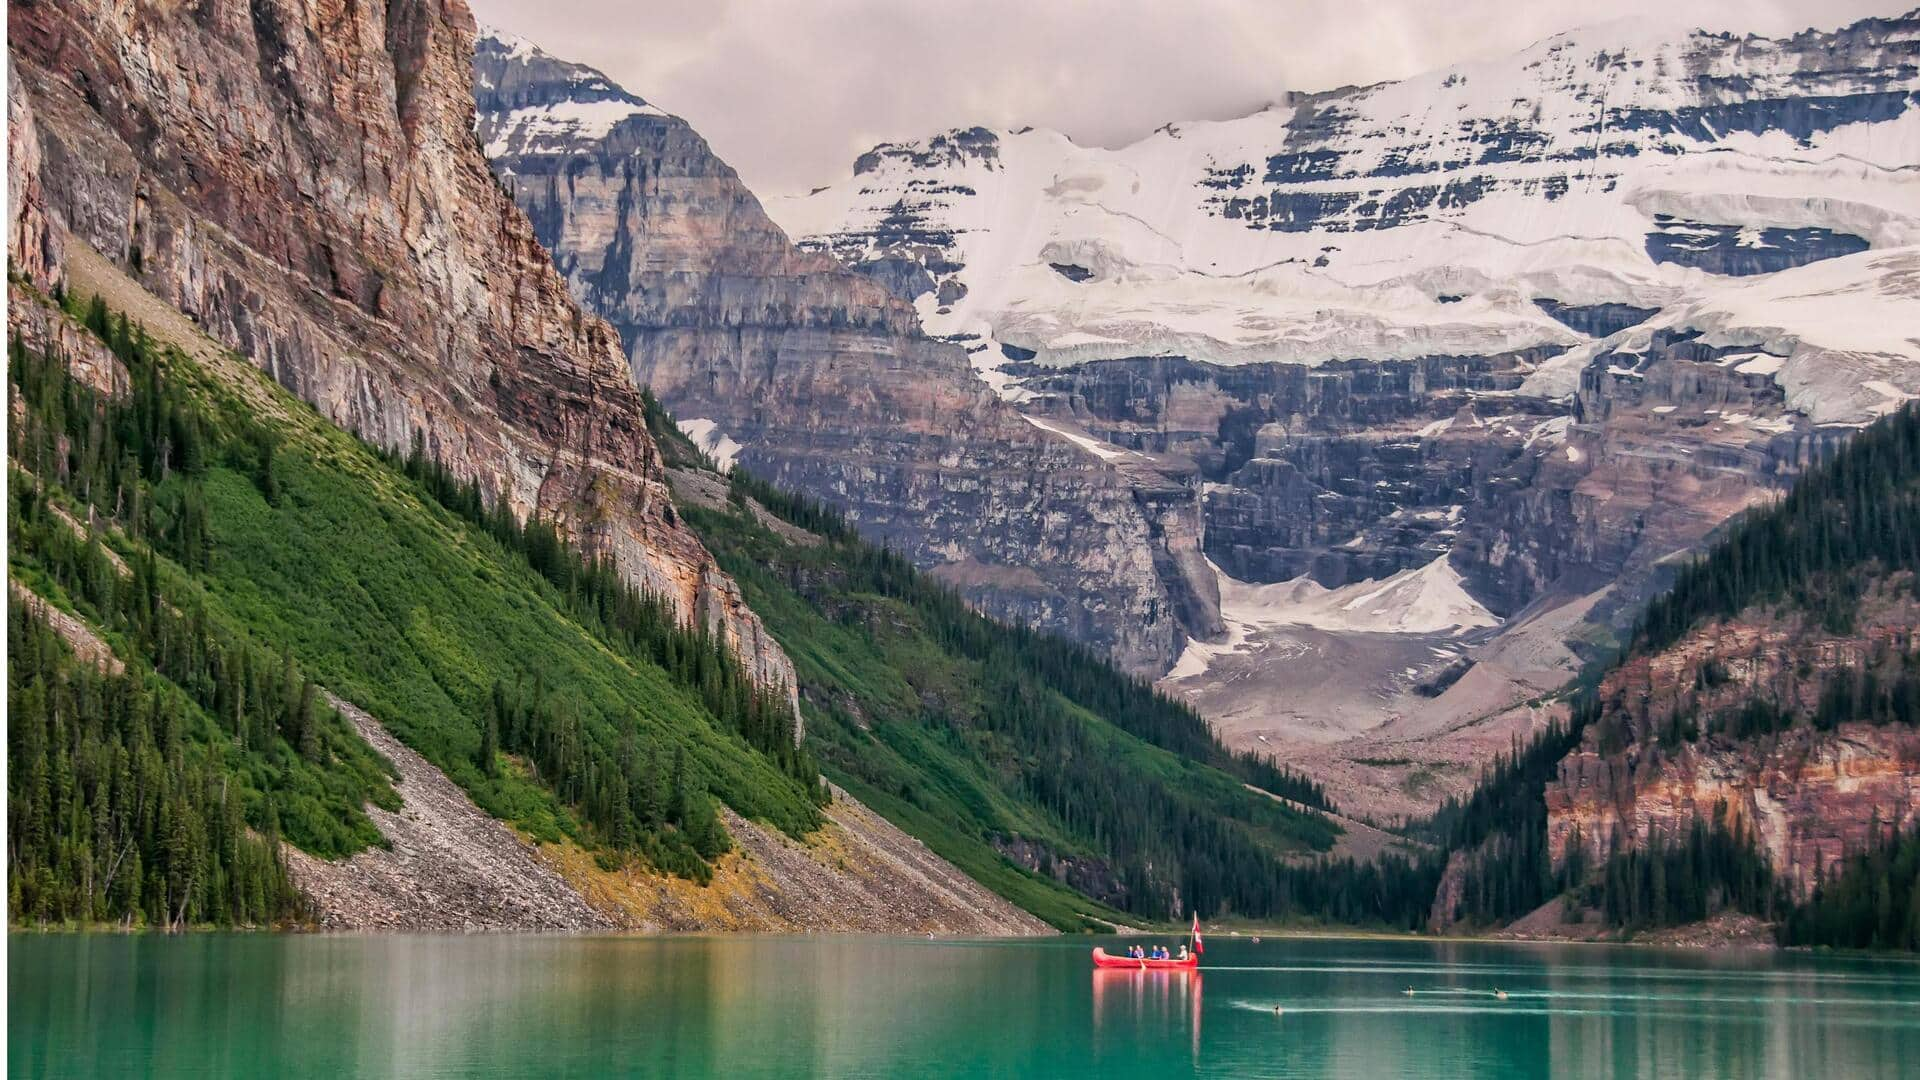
1092 947 1199 970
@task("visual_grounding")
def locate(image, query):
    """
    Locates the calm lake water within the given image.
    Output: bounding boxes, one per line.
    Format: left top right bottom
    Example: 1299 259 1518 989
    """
11 933 1920 1078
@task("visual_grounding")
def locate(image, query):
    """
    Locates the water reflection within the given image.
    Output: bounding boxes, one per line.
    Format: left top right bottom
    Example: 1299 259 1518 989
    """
1091 968 1202 1065
13 935 1920 1078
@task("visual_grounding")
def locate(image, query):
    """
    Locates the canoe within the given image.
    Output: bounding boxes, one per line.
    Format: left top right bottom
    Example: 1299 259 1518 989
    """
1092 947 1198 970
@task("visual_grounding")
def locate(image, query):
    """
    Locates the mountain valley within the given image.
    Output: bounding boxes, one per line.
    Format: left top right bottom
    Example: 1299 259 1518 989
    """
8 0 1920 953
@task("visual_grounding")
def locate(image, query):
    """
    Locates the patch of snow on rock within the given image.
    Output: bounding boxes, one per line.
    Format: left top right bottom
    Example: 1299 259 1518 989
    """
1023 415 1132 461
1214 556 1501 638
676 418 743 471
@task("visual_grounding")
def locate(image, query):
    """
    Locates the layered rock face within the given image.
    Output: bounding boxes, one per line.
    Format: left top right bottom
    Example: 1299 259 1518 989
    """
1545 587 1920 901
6 69 59 290
1020 350 1566 593
8 0 791 693
472 32 1191 672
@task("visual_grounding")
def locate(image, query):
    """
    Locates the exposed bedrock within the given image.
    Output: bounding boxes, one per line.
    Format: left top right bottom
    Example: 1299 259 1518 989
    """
1645 218 1873 276
1532 300 1660 339
1545 590 1920 903
1022 328 1843 646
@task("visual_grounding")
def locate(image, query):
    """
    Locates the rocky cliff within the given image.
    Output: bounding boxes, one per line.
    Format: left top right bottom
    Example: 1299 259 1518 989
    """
7 0 792 694
1545 584 1920 902
6 68 59 290
472 30 1198 672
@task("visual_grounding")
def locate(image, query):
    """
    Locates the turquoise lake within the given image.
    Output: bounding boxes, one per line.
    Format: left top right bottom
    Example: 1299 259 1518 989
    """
12 933 1920 1077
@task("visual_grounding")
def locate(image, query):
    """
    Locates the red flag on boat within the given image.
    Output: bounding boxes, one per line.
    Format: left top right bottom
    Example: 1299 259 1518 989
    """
1191 914 1204 955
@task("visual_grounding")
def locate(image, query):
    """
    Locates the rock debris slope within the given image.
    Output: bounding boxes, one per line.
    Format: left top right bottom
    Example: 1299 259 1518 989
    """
284 695 615 932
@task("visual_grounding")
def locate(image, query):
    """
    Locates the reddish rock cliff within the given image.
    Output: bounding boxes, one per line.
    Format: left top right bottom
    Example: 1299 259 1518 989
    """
1546 588 1920 900
6 68 59 290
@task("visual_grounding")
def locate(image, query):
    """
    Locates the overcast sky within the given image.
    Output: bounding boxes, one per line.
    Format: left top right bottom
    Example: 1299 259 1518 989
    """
468 0 1900 199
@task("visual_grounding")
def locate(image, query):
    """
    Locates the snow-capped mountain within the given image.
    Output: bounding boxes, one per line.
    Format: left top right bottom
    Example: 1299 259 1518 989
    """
773 11 1919 405
473 27 1212 676
766 10 1920 812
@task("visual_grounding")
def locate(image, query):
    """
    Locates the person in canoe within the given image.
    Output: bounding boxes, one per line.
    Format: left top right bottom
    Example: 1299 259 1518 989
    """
1092 915 1205 968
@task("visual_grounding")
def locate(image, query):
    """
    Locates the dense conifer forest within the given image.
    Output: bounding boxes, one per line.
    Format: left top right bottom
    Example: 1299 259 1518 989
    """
8 604 320 926
1784 822 1920 952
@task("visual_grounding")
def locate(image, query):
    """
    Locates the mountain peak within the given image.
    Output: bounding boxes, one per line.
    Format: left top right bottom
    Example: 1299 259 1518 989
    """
472 27 671 158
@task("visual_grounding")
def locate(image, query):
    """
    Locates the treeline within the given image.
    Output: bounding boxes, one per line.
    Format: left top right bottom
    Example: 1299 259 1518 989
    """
1231 749 1334 810
1783 822 1920 951
1632 403 1920 656
715 453 1336 814
380 431 824 801
1264 853 1443 930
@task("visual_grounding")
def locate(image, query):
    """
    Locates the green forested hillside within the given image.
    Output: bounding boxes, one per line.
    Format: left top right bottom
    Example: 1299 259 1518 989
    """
6 284 1352 932
7 288 827 924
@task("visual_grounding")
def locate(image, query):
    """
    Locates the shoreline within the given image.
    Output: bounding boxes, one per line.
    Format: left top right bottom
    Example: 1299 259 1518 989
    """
13 923 1920 960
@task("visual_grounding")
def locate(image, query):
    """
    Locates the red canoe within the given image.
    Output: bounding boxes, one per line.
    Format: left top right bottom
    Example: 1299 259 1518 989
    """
1092 947 1199 970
